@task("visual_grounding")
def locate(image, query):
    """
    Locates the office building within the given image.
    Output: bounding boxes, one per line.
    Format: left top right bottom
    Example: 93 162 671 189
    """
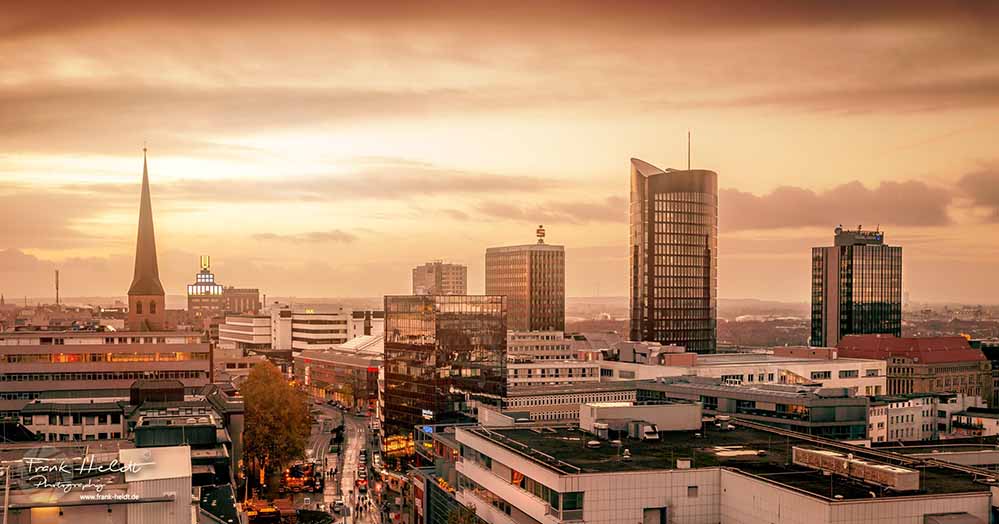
127 149 166 331
485 227 564 331
218 314 272 353
507 357 601 388
413 261 467 295
629 158 718 353
187 255 225 318
507 330 573 360
382 295 507 436
837 335 991 399
223 286 261 314
811 226 902 347
0 330 211 417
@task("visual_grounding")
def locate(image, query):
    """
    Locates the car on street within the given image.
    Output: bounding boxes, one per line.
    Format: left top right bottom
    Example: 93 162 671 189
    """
333 499 344 513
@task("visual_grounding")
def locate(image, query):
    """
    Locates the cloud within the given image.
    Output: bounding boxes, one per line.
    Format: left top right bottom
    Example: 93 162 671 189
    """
58 157 559 203
0 183 130 249
720 180 951 231
475 196 626 224
956 168 999 221
252 230 358 244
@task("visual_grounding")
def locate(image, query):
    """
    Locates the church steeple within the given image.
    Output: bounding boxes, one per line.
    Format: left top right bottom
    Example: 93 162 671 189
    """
127 148 166 331
128 148 165 296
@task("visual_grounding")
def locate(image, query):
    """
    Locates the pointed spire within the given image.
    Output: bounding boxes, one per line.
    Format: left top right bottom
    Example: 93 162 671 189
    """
128 147 165 296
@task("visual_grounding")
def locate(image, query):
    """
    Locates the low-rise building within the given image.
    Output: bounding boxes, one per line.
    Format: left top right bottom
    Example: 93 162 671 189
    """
952 407 999 437
868 393 985 443
638 376 870 440
446 419 992 524
598 352 887 396
837 335 991 400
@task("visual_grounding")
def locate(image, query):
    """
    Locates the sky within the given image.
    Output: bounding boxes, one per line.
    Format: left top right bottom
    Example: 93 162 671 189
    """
1 1 998 303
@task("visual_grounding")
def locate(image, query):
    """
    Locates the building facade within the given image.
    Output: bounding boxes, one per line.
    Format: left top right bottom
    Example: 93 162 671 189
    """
811 227 902 347
868 393 984 443
837 335 992 400
485 235 564 332
187 255 225 318
223 287 261 314
413 261 468 295
507 331 573 360
382 295 507 436
0 330 211 417
629 158 718 353
639 377 870 440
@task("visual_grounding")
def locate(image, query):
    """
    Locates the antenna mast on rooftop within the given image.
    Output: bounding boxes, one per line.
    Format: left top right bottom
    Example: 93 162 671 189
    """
55 270 60 306
687 130 691 170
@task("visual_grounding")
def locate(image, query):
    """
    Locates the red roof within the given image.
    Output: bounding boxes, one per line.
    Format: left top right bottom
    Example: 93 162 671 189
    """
837 335 985 364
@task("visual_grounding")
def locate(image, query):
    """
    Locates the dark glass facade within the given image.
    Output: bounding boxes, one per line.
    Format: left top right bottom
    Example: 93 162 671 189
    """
383 295 507 437
811 228 902 347
629 159 718 353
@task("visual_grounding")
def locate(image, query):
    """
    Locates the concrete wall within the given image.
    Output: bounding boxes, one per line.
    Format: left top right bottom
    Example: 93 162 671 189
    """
579 403 702 434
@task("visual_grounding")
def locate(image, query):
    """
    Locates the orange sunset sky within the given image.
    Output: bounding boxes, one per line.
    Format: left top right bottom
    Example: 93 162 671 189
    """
1 2 998 303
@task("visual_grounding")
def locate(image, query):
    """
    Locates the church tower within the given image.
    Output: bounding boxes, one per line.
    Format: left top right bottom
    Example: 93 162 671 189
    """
127 148 166 331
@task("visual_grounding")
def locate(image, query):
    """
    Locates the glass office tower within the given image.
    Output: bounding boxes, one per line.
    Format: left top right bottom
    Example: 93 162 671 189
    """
383 295 507 437
629 158 718 353
811 227 902 347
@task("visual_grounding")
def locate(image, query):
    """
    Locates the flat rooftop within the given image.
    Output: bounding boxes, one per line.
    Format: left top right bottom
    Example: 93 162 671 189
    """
695 353 882 366
468 424 991 500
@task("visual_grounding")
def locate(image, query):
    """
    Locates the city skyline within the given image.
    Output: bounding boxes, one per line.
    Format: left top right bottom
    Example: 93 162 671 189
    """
3 3 999 303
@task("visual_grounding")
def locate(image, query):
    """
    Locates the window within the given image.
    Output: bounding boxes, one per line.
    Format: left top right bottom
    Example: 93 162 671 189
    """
865 369 880 377
810 371 832 380
839 370 859 379
135 302 142 314
149 301 157 314
687 486 699 497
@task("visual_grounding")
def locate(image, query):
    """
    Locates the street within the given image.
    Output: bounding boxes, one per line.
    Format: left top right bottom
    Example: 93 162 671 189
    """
340 411 378 524
295 404 376 524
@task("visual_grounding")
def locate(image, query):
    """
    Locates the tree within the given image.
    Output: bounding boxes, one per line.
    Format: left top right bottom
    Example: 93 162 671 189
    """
242 361 311 478
446 504 481 524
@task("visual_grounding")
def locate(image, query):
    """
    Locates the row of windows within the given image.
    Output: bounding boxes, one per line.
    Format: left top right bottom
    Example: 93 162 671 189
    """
28 413 122 426
0 371 207 382
5 352 208 363
41 432 123 442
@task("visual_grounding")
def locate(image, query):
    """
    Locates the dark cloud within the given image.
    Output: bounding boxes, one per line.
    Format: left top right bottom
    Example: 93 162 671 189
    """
475 196 626 225
720 180 951 231
672 75 999 113
252 230 358 244
956 168 999 221
4 1 998 40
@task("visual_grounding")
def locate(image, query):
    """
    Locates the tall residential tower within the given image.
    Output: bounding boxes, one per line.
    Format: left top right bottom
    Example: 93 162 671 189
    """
485 227 565 332
811 227 902 347
629 158 718 353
